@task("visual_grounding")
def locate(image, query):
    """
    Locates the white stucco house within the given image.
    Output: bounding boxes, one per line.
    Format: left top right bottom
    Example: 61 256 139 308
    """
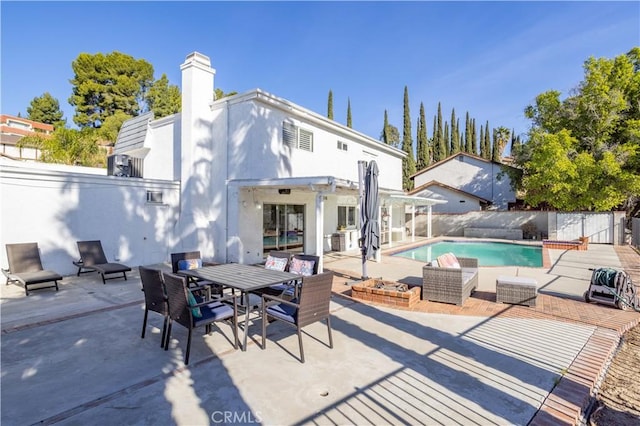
1 51 444 275
409 152 517 213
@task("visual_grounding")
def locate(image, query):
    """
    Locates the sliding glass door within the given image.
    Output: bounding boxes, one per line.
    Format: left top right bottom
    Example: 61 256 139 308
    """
263 204 305 256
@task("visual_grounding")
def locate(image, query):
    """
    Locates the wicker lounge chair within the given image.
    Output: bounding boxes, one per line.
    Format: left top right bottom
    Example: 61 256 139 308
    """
261 271 333 363
422 257 479 306
3 242 62 296
76 240 131 284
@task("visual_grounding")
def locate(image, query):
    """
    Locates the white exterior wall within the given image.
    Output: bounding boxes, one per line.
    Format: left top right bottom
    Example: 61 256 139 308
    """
414 155 515 210
143 116 180 180
0 160 181 275
414 186 482 213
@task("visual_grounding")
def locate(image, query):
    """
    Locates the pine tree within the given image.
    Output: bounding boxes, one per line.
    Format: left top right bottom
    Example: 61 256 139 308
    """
327 90 334 120
416 102 428 170
401 86 416 191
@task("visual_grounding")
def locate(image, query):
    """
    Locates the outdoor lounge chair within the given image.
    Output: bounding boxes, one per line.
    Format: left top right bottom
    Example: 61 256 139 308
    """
76 240 131 284
261 271 334 363
3 242 62 296
139 266 169 348
422 256 479 306
162 272 238 365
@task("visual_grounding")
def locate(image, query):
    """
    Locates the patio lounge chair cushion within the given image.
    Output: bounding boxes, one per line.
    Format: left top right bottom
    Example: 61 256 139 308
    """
289 258 315 276
265 255 288 271
76 240 131 284
437 252 461 269
178 258 202 271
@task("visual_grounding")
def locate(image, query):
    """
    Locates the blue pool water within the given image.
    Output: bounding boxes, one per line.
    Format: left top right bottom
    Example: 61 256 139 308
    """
393 240 542 267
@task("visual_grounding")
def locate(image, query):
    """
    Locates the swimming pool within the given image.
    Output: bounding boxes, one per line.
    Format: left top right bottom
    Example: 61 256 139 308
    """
392 240 543 267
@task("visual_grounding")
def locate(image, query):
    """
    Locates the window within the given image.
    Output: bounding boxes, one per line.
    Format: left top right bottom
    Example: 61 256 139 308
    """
146 190 163 204
337 141 348 151
337 206 356 228
282 121 314 152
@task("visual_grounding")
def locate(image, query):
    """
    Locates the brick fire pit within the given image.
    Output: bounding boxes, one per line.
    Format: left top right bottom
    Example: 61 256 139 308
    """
351 278 420 309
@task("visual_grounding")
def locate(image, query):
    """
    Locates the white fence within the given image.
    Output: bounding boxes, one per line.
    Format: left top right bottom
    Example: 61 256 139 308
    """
408 210 626 245
0 160 181 275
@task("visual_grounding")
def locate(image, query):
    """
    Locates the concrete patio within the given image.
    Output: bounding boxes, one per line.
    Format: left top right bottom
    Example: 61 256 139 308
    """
1 243 638 425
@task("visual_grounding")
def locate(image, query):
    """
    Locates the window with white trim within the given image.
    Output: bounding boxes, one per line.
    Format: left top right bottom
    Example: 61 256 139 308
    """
146 190 163 204
337 141 348 151
282 121 314 152
337 206 356 228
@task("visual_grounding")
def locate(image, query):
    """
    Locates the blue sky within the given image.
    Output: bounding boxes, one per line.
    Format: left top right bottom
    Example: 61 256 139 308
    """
1 1 638 143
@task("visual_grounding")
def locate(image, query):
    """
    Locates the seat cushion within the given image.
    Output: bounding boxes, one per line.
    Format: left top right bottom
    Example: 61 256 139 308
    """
93 263 131 274
265 255 288 271
178 258 202 271
289 258 315 276
11 270 62 285
461 271 477 285
196 303 234 323
265 299 298 323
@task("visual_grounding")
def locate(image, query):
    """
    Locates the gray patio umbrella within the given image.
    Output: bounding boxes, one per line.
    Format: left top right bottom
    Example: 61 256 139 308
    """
360 160 380 279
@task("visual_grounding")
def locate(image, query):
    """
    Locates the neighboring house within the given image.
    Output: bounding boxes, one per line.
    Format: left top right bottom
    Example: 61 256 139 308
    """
0 114 53 160
409 152 517 213
108 52 443 269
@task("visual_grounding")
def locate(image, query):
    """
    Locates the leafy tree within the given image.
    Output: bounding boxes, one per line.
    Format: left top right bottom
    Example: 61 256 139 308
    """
346 97 352 128
327 89 334 120
401 86 416 190
380 109 400 148
69 51 154 128
147 74 181 118
18 127 105 167
214 88 238 100
27 92 65 128
416 102 429 169
99 111 133 144
513 47 640 213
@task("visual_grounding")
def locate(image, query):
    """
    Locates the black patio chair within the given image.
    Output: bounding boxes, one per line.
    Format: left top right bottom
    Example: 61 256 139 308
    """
3 242 62 296
162 272 238 365
139 266 169 348
261 271 334 363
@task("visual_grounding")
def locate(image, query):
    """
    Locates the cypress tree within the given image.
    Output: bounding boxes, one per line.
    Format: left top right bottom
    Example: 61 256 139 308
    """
416 102 428 170
485 121 492 160
327 90 334 120
346 98 352 128
436 102 443 159
479 125 486 158
471 118 478 155
382 110 390 144
450 109 459 154
464 112 472 153
443 122 450 157
401 86 416 191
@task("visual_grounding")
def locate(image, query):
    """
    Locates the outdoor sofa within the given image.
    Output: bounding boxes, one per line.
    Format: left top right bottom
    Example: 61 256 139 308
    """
422 255 479 306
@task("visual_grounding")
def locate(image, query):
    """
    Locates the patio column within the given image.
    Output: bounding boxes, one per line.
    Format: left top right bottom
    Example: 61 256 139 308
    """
427 205 433 238
315 193 325 272
411 204 416 242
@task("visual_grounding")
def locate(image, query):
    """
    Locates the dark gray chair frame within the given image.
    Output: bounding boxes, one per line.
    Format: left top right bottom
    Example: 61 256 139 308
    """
162 272 239 365
139 266 169 348
76 240 131 284
3 242 62 296
261 271 334 363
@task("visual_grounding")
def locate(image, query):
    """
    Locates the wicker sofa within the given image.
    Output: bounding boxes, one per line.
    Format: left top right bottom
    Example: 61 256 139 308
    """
422 257 479 306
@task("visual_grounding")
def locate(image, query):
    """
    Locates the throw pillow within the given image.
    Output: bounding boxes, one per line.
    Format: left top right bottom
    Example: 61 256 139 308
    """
178 258 202 271
265 255 288 271
430 259 440 267
289 258 315 276
187 290 202 318
436 252 461 269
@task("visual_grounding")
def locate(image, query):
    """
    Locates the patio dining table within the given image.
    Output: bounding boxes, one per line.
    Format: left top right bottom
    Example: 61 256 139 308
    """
178 263 300 351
